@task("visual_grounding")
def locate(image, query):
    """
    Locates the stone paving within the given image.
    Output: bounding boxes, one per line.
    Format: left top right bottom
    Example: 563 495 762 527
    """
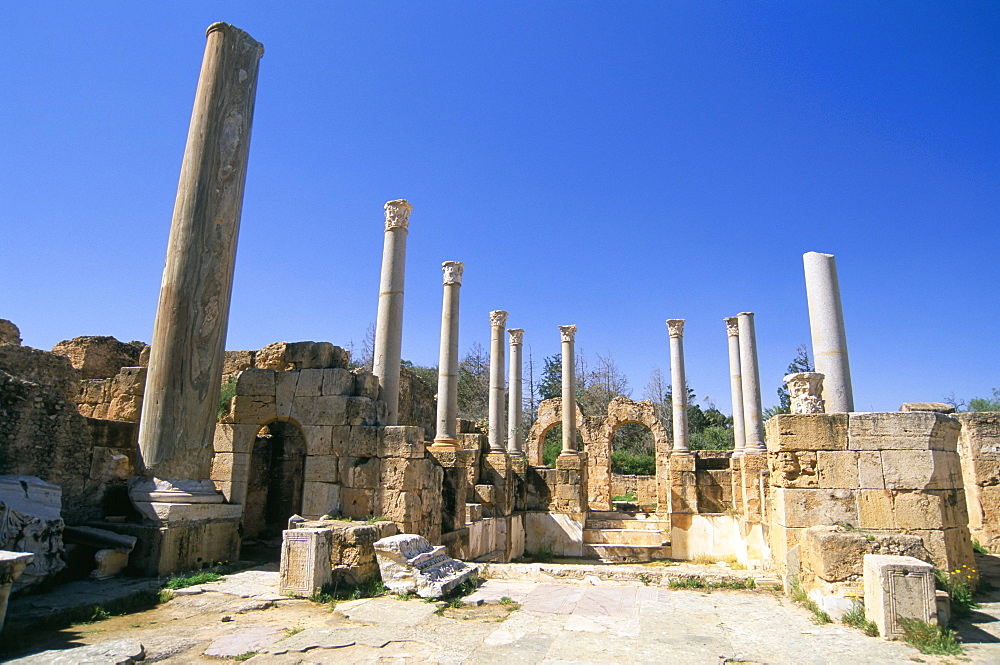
6 561 1000 664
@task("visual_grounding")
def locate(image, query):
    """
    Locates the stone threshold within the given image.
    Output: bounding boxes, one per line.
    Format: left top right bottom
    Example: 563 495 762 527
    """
478 561 759 586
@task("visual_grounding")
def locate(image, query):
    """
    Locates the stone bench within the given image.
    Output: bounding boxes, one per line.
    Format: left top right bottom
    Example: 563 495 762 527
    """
65 525 137 580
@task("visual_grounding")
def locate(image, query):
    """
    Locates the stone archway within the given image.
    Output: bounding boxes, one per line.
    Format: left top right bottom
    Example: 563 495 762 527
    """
243 419 306 541
525 398 589 466
589 397 669 511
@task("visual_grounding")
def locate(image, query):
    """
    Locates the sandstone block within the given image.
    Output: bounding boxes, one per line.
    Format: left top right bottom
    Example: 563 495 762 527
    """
346 426 378 457
857 451 886 489
275 371 298 419
858 489 896 529
300 482 341 517
345 397 377 426
340 488 374 519
765 413 848 452
330 425 352 456
322 368 355 396
210 452 249 482
900 402 955 413
864 554 935 640
893 490 967 530
111 366 146 395
290 395 348 427
848 412 960 452
294 369 325 397
378 426 426 458
340 457 380 489
223 349 255 376
230 395 276 423
381 458 424 490
771 487 858 528
304 455 339 483
474 484 496 504
213 423 259 454
301 425 334 456
816 451 859 489
379 490 422 522
880 450 963 490
235 368 275 396
669 455 697 472
770 451 818 488
353 371 378 398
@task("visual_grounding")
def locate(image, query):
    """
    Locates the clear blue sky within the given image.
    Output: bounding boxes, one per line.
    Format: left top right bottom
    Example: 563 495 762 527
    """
2 2 997 413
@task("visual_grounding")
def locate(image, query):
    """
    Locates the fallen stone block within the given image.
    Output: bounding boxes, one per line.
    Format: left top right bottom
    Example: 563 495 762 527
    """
374 533 478 598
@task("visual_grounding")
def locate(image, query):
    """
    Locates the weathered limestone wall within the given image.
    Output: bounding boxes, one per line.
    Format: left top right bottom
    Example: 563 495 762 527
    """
289 518 398 586
0 342 135 524
77 367 147 421
610 474 657 504
764 412 975 583
694 451 734 513
955 412 1000 552
51 336 146 381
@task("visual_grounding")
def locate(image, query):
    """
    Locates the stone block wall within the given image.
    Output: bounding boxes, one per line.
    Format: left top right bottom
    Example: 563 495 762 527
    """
694 450 733 513
955 412 1000 552
610 474 657 505
289 518 398 587
764 412 975 580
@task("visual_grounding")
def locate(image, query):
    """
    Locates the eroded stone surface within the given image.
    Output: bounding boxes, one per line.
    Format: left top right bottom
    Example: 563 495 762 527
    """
0 476 65 592
374 533 478 598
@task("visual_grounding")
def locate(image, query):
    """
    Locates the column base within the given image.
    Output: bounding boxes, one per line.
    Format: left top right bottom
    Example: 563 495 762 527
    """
670 449 693 456
428 438 459 451
557 450 579 459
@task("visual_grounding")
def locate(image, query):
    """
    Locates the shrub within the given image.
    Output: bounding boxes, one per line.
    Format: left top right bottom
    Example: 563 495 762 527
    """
842 603 879 637
899 617 962 655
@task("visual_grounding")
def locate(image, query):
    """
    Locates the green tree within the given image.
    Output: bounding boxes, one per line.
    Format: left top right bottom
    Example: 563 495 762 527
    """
538 354 562 401
457 342 489 423
969 388 1000 412
400 360 437 390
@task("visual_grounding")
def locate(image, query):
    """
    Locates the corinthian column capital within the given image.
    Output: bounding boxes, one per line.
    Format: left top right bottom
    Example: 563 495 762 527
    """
666 319 685 338
490 310 509 328
442 261 464 285
559 325 577 343
724 316 740 337
383 199 412 230
508 328 524 345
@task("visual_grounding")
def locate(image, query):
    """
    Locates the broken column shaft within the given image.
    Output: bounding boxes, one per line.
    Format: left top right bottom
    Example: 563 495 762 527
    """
803 251 854 412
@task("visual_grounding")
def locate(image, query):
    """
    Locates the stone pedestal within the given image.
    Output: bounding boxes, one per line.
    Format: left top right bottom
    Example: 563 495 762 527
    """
667 319 690 454
864 554 936 640
428 449 475 533
372 200 412 425
0 552 32 631
279 527 333 597
554 452 589 514
431 262 464 450
559 325 579 458
488 311 508 453
725 317 747 457
669 453 698 514
737 312 765 454
803 251 854 412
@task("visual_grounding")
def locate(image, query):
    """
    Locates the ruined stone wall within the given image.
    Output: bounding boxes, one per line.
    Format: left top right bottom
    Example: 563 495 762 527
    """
955 412 1000 552
693 450 733 513
0 340 135 524
51 336 146 380
763 412 975 582
610 474 658 505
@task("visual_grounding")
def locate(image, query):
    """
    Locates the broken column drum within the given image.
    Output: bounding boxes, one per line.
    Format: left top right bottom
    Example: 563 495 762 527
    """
803 251 854 412
559 325 578 457
372 199 412 426
725 317 747 457
138 23 264 480
488 310 508 453
432 262 464 449
737 312 765 454
666 319 690 454
507 328 524 453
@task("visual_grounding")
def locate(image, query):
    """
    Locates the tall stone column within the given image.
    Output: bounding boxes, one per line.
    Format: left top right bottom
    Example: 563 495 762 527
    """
488 310 508 453
507 328 524 453
138 23 264 481
725 317 747 458
803 251 854 412
666 319 690 455
559 325 578 457
431 262 464 450
737 312 765 454
372 199 412 425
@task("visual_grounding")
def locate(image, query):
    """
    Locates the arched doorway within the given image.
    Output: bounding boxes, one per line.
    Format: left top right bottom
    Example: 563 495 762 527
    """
590 397 670 511
243 420 306 544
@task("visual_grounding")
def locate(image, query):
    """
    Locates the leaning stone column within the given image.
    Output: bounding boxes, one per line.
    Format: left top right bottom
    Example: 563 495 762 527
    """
725 317 747 458
666 319 690 455
488 310 508 453
559 325 578 457
507 329 524 453
430 262 464 450
372 199 412 425
138 23 264 480
737 312 766 454
803 251 854 412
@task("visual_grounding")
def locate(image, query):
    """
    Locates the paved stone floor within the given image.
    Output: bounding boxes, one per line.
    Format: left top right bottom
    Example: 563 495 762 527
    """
6 558 1000 664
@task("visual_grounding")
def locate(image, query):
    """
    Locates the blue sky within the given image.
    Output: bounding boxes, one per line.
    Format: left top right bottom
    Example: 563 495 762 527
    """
2 2 997 413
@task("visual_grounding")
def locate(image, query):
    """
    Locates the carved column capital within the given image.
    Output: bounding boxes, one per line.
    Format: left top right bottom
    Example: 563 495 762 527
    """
490 310 509 328
666 319 685 338
508 328 524 345
442 261 464 285
784 372 826 414
724 316 740 337
559 325 577 343
383 199 412 230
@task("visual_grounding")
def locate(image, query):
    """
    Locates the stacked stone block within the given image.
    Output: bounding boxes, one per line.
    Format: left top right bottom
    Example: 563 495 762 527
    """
765 412 975 579
955 412 1000 552
286 518 397 587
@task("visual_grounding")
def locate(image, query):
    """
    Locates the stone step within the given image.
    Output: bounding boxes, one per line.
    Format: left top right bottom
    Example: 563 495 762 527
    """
582 544 673 563
583 529 667 546
585 519 670 531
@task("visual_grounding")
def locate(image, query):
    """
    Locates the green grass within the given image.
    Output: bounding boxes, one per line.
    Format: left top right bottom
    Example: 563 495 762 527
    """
163 571 221 589
499 596 516 605
667 577 756 591
899 617 963 656
972 539 989 555
789 582 832 624
395 591 416 601
842 603 879 637
310 577 388 605
530 543 555 563
935 566 979 621
218 376 237 420
365 516 391 524
234 651 259 661
611 493 639 502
